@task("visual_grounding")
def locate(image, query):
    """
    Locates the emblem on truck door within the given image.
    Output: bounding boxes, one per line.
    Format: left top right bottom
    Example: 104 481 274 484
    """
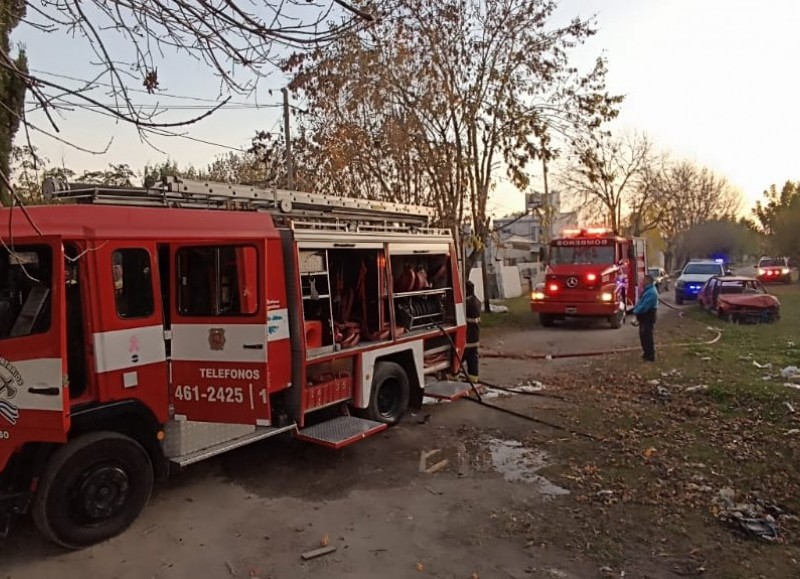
0 358 22 426
208 328 226 351
566 276 579 288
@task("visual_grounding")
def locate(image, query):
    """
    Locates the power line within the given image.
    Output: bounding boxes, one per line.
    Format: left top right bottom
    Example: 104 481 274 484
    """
25 100 285 111
29 68 291 107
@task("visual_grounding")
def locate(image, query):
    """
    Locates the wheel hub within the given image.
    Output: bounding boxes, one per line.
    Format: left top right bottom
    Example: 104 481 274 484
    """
377 380 401 417
76 465 130 521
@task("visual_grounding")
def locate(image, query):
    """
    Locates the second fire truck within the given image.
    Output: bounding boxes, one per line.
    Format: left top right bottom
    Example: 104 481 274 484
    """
0 177 472 548
530 227 648 328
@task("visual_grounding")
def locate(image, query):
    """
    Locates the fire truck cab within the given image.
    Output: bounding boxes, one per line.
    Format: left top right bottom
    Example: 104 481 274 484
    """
530 228 647 328
0 177 470 548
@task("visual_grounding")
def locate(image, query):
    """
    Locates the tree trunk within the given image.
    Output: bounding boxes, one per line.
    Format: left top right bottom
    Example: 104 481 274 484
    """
0 1 28 207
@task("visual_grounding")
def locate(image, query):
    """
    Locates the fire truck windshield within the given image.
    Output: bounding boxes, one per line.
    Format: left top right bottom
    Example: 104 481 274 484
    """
549 245 615 265
0 245 53 339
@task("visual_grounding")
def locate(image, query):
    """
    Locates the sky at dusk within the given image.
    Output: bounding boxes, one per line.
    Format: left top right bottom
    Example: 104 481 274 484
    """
15 0 800 217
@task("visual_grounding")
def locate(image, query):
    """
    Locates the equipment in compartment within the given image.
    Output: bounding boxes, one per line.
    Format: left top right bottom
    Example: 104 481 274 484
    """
395 294 445 330
391 253 452 331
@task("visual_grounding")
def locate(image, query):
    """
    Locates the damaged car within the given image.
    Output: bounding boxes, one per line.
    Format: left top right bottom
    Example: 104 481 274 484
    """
697 275 780 323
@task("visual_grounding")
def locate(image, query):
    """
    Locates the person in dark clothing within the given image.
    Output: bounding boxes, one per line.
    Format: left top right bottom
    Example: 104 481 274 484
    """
631 274 658 362
464 280 482 382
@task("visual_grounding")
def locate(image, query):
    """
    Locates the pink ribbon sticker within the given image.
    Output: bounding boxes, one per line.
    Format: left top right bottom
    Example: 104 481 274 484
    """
129 336 140 354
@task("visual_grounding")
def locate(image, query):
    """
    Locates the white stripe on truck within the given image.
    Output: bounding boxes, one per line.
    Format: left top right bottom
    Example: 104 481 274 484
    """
93 324 166 374
171 323 268 363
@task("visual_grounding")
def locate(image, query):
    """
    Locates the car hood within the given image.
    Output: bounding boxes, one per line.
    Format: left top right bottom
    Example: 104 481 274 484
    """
679 274 716 283
719 294 780 308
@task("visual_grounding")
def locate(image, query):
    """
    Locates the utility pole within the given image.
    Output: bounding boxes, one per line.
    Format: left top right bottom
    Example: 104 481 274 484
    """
540 136 551 246
282 87 294 189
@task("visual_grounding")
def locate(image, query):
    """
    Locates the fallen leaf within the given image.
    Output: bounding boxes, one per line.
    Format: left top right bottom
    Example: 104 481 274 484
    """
416 562 425 572
643 447 656 458
320 533 330 547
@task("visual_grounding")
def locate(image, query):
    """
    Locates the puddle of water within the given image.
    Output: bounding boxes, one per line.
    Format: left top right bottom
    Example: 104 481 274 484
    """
487 438 569 496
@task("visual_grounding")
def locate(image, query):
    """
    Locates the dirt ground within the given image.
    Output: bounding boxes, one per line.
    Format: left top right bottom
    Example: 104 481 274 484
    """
0 300 789 578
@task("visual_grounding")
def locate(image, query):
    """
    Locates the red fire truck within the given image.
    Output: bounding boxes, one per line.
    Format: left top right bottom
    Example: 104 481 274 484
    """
0 177 471 548
529 228 647 328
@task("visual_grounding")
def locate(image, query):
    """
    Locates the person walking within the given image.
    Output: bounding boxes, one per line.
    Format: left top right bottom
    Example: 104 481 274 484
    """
631 274 658 362
464 280 482 382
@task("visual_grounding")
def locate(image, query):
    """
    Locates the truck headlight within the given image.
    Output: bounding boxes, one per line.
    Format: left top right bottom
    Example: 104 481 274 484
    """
782 268 790 275
601 292 613 302
532 291 545 300
758 268 766 275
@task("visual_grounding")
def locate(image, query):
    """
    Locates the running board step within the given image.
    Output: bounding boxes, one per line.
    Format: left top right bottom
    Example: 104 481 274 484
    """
424 380 475 400
295 416 387 449
170 424 297 467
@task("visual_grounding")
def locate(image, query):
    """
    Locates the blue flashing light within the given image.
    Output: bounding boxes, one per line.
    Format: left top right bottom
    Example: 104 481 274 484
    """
714 258 724 264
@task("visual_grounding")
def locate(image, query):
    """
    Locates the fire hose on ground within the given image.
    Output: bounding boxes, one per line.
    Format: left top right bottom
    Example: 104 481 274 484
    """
433 299 723 442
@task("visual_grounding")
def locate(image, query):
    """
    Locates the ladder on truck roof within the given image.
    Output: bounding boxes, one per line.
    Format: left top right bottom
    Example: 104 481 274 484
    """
41 176 437 230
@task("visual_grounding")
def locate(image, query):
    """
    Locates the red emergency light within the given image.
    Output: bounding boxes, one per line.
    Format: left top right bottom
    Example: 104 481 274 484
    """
586 273 597 282
548 282 559 292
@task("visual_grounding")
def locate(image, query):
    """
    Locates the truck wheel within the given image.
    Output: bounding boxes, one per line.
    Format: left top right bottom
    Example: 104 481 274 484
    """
609 308 623 329
539 313 555 327
32 432 153 549
366 361 410 426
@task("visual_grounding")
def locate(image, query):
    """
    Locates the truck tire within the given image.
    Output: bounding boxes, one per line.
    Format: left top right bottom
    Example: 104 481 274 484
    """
539 313 555 327
32 432 153 549
609 308 623 329
365 361 410 426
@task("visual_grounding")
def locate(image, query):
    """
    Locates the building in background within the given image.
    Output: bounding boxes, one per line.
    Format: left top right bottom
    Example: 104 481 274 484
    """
485 191 580 296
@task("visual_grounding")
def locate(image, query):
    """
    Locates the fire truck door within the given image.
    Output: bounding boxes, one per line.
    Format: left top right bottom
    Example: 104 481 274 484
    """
169 242 271 425
0 237 69 454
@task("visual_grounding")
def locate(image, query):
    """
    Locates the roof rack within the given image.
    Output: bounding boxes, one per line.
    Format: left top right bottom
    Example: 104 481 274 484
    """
41 176 436 230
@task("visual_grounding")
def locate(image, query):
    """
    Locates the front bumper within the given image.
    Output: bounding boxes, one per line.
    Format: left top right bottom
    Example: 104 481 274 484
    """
530 300 618 316
676 284 704 299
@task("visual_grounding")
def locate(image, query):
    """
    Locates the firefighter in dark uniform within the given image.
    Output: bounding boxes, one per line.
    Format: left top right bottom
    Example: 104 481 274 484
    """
464 280 482 382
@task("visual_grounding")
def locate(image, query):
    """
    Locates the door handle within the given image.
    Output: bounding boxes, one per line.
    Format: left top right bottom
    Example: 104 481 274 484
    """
28 387 60 396
243 343 264 350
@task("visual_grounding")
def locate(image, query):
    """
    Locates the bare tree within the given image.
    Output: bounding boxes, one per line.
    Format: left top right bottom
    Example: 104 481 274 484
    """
653 160 741 270
285 0 621 268
559 131 652 233
0 0 377 205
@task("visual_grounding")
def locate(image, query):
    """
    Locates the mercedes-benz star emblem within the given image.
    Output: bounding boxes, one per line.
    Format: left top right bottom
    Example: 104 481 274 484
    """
566 276 579 288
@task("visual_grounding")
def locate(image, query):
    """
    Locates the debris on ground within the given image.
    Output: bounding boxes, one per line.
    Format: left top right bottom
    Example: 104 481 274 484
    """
301 545 337 560
685 384 708 393
515 379 546 392
781 366 800 380
713 488 787 543
489 304 509 313
753 360 772 369
419 449 442 472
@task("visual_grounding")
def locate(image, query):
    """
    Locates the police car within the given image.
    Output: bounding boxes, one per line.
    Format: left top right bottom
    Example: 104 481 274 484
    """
674 259 727 304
